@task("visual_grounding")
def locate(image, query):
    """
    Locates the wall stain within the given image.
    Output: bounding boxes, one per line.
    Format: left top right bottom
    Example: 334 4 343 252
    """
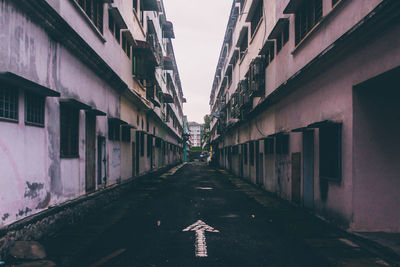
16 207 32 217
1 213 9 221
24 182 44 199
36 192 51 209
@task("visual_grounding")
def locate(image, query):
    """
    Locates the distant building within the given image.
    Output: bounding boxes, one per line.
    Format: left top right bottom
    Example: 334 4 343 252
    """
188 122 203 147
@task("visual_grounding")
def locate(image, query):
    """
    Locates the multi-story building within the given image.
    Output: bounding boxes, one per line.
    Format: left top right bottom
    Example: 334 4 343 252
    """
188 122 203 148
0 0 185 228
209 0 400 233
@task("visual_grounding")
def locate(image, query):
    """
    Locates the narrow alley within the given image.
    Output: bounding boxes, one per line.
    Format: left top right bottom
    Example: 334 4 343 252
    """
32 163 397 266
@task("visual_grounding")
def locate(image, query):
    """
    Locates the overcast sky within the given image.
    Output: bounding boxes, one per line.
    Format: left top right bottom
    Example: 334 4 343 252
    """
163 0 232 124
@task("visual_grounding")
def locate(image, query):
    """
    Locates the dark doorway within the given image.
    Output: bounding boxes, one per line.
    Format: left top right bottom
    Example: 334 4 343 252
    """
256 141 263 185
291 152 301 204
132 142 136 177
135 132 140 175
303 130 314 209
85 113 96 193
97 135 106 186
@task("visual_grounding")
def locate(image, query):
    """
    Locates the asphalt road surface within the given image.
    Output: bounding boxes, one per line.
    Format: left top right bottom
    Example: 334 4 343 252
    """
41 163 395 267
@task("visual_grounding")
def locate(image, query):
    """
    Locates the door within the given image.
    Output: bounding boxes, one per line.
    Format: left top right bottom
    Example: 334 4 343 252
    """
85 113 96 193
303 130 314 209
97 136 106 186
132 142 136 177
135 132 140 175
255 141 262 185
291 152 301 204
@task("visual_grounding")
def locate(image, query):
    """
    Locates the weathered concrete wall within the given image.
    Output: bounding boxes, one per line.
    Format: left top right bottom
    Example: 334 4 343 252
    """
0 0 119 227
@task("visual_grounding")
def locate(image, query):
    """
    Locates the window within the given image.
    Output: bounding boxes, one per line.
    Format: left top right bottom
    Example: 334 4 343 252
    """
239 0 245 12
108 120 120 141
295 0 323 45
319 124 342 181
121 126 131 142
276 23 289 54
109 14 120 43
133 0 138 12
25 92 45 126
0 86 18 121
75 0 104 33
239 30 248 60
264 138 274 155
249 141 255 166
276 134 289 154
122 33 131 58
60 105 79 158
250 0 263 37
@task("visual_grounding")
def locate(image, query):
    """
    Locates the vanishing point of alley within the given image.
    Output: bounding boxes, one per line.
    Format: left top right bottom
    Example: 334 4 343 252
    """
28 163 396 266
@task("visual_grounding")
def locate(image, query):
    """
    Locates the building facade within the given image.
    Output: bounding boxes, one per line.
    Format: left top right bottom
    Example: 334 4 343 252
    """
188 122 203 148
209 0 400 232
0 0 185 228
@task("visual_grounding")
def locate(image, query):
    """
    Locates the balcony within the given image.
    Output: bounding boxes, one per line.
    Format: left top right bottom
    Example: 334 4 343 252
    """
162 21 175 39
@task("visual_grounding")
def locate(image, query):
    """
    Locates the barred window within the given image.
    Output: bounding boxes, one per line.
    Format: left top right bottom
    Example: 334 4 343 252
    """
0 86 18 121
60 105 79 158
25 92 45 126
250 0 263 37
109 14 120 43
295 0 323 45
108 120 120 141
75 0 104 33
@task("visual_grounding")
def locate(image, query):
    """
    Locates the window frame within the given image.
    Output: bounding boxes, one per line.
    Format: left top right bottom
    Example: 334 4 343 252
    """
294 0 323 45
0 85 19 123
60 104 80 158
25 91 45 127
319 123 342 182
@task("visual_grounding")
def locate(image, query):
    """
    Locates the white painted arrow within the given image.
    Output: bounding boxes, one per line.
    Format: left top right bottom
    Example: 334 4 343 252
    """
183 220 219 257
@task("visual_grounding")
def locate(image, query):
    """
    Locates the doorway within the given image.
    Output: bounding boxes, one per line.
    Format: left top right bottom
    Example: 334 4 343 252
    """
97 136 106 186
302 130 314 209
85 113 96 193
132 142 136 177
291 152 301 204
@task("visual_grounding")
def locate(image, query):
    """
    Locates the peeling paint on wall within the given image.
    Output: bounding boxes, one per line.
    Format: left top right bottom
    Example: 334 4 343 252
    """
1 213 9 221
24 182 44 199
36 192 51 210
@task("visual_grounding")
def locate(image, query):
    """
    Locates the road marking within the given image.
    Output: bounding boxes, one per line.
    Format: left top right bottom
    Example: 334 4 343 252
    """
196 187 213 190
338 238 359 248
183 220 219 257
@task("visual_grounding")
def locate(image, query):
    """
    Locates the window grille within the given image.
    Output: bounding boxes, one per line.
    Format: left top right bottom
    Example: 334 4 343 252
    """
0 86 18 121
295 0 323 45
25 92 45 126
75 0 104 33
